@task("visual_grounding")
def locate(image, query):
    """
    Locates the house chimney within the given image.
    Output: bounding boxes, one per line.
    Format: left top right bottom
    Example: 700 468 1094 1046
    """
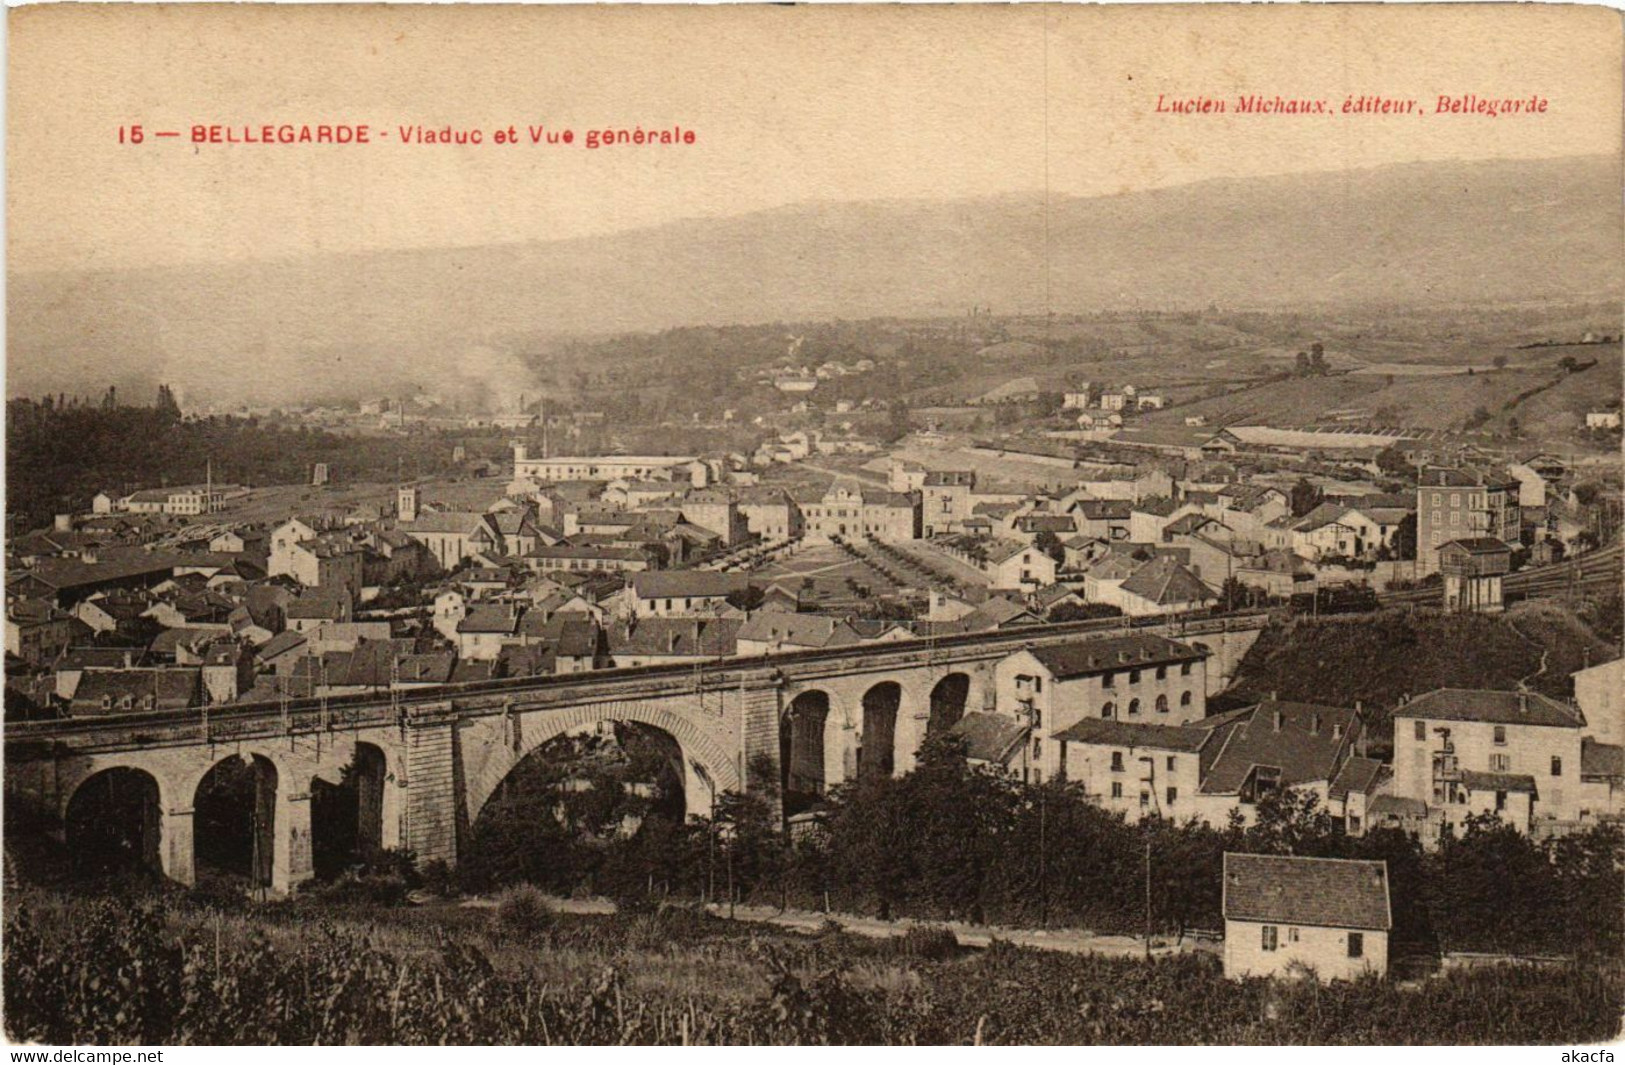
1310 712 1321 736
54 514 72 533
1354 699 1363 717
1272 708 1284 732
1518 692 1528 714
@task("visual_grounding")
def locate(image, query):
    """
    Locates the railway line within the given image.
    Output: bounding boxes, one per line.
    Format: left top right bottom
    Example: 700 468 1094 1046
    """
1377 540 1622 606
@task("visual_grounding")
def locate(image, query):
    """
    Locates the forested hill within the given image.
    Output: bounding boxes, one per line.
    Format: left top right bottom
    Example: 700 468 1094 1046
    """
1224 602 1620 717
3 399 456 532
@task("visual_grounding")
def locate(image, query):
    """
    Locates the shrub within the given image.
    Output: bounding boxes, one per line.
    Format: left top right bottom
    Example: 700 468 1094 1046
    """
887 924 961 961
492 884 556 942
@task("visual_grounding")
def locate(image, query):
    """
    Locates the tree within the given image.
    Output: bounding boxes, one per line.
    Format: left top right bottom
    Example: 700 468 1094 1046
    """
884 401 911 443
1288 478 1323 518
1033 529 1066 565
1308 342 1327 375
1047 601 1122 623
1375 446 1413 481
1243 788 1335 856
1390 511 1417 561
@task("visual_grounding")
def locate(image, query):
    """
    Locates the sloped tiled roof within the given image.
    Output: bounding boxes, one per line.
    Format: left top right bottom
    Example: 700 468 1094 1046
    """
1118 556 1213 606
736 610 860 649
1328 756 1387 802
1581 737 1624 780
1053 718 1213 753
1459 769 1538 796
1223 853 1391 931
1026 633 1204 678
457 603 520 635
959 596 1040 632
1393 688 1583 729
630 571 748 600
609 617 741 658
1438 537 1513 556
949 712 1029 764
1199 700 1360 796
70 668 200 713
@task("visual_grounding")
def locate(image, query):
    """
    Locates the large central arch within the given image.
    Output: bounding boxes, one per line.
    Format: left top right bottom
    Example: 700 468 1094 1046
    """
193 753 278 889
464 700 741 829
310 742 388 879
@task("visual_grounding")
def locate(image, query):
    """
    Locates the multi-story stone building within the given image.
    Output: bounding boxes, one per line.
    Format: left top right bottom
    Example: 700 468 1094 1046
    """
920 471 977 537
797 479 919 542
1390 688 1586 836
1416 467 1520 575
992 634 1209 782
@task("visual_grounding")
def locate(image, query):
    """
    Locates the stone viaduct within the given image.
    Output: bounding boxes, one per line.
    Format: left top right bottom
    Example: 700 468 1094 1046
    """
4 614 1265 895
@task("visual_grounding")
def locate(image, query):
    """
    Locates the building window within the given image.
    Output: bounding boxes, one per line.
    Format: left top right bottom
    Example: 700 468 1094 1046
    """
1111 782 1123 799
1493 726 1506 746
1156 666 1167 680
1181 691 1193 708
1139 791 1150 809
1156 694 1169 714
1101 702 1116 719
1551 756 1562 777
1032 738 1043 759
1180 662 1192 677
1103 672 1116 689
1414 721 1426 741
1347 933 1364 958
1166 786 1178 806
1166 756 1176 771
1261 926 1278 952
1111 751 1124 772
1129 669 1141 684
1490 754 1511 772
1128 699 1141 716
1288 927 1300 943
1495 790 1507 812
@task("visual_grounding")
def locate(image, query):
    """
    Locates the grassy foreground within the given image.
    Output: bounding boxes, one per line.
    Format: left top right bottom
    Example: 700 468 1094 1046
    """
4 887 1622 1046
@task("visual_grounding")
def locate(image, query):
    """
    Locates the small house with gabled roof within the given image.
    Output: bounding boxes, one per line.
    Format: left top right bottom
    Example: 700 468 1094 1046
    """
1223 853 1391 982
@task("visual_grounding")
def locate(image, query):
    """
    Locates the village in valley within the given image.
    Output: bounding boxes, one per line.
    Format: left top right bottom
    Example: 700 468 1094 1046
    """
5 301 1622 1005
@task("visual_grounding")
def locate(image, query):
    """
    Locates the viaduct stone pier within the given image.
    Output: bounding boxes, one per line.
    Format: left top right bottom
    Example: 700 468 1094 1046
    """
5 614 1264 895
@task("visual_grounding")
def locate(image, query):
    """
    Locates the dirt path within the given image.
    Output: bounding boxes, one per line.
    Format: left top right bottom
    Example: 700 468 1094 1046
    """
464 894 1204 958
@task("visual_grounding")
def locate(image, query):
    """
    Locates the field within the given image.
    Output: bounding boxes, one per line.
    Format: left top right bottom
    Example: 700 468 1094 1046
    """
6 887 1622 1046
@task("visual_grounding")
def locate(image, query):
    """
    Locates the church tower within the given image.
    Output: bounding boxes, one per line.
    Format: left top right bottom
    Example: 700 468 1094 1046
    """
397 484 420 523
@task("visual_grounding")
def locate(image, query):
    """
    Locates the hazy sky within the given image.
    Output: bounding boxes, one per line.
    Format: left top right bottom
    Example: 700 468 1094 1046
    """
8 4 1622 274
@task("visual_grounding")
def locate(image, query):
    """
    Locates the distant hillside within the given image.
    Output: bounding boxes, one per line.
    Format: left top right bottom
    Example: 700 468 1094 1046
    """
8 154 1620 405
